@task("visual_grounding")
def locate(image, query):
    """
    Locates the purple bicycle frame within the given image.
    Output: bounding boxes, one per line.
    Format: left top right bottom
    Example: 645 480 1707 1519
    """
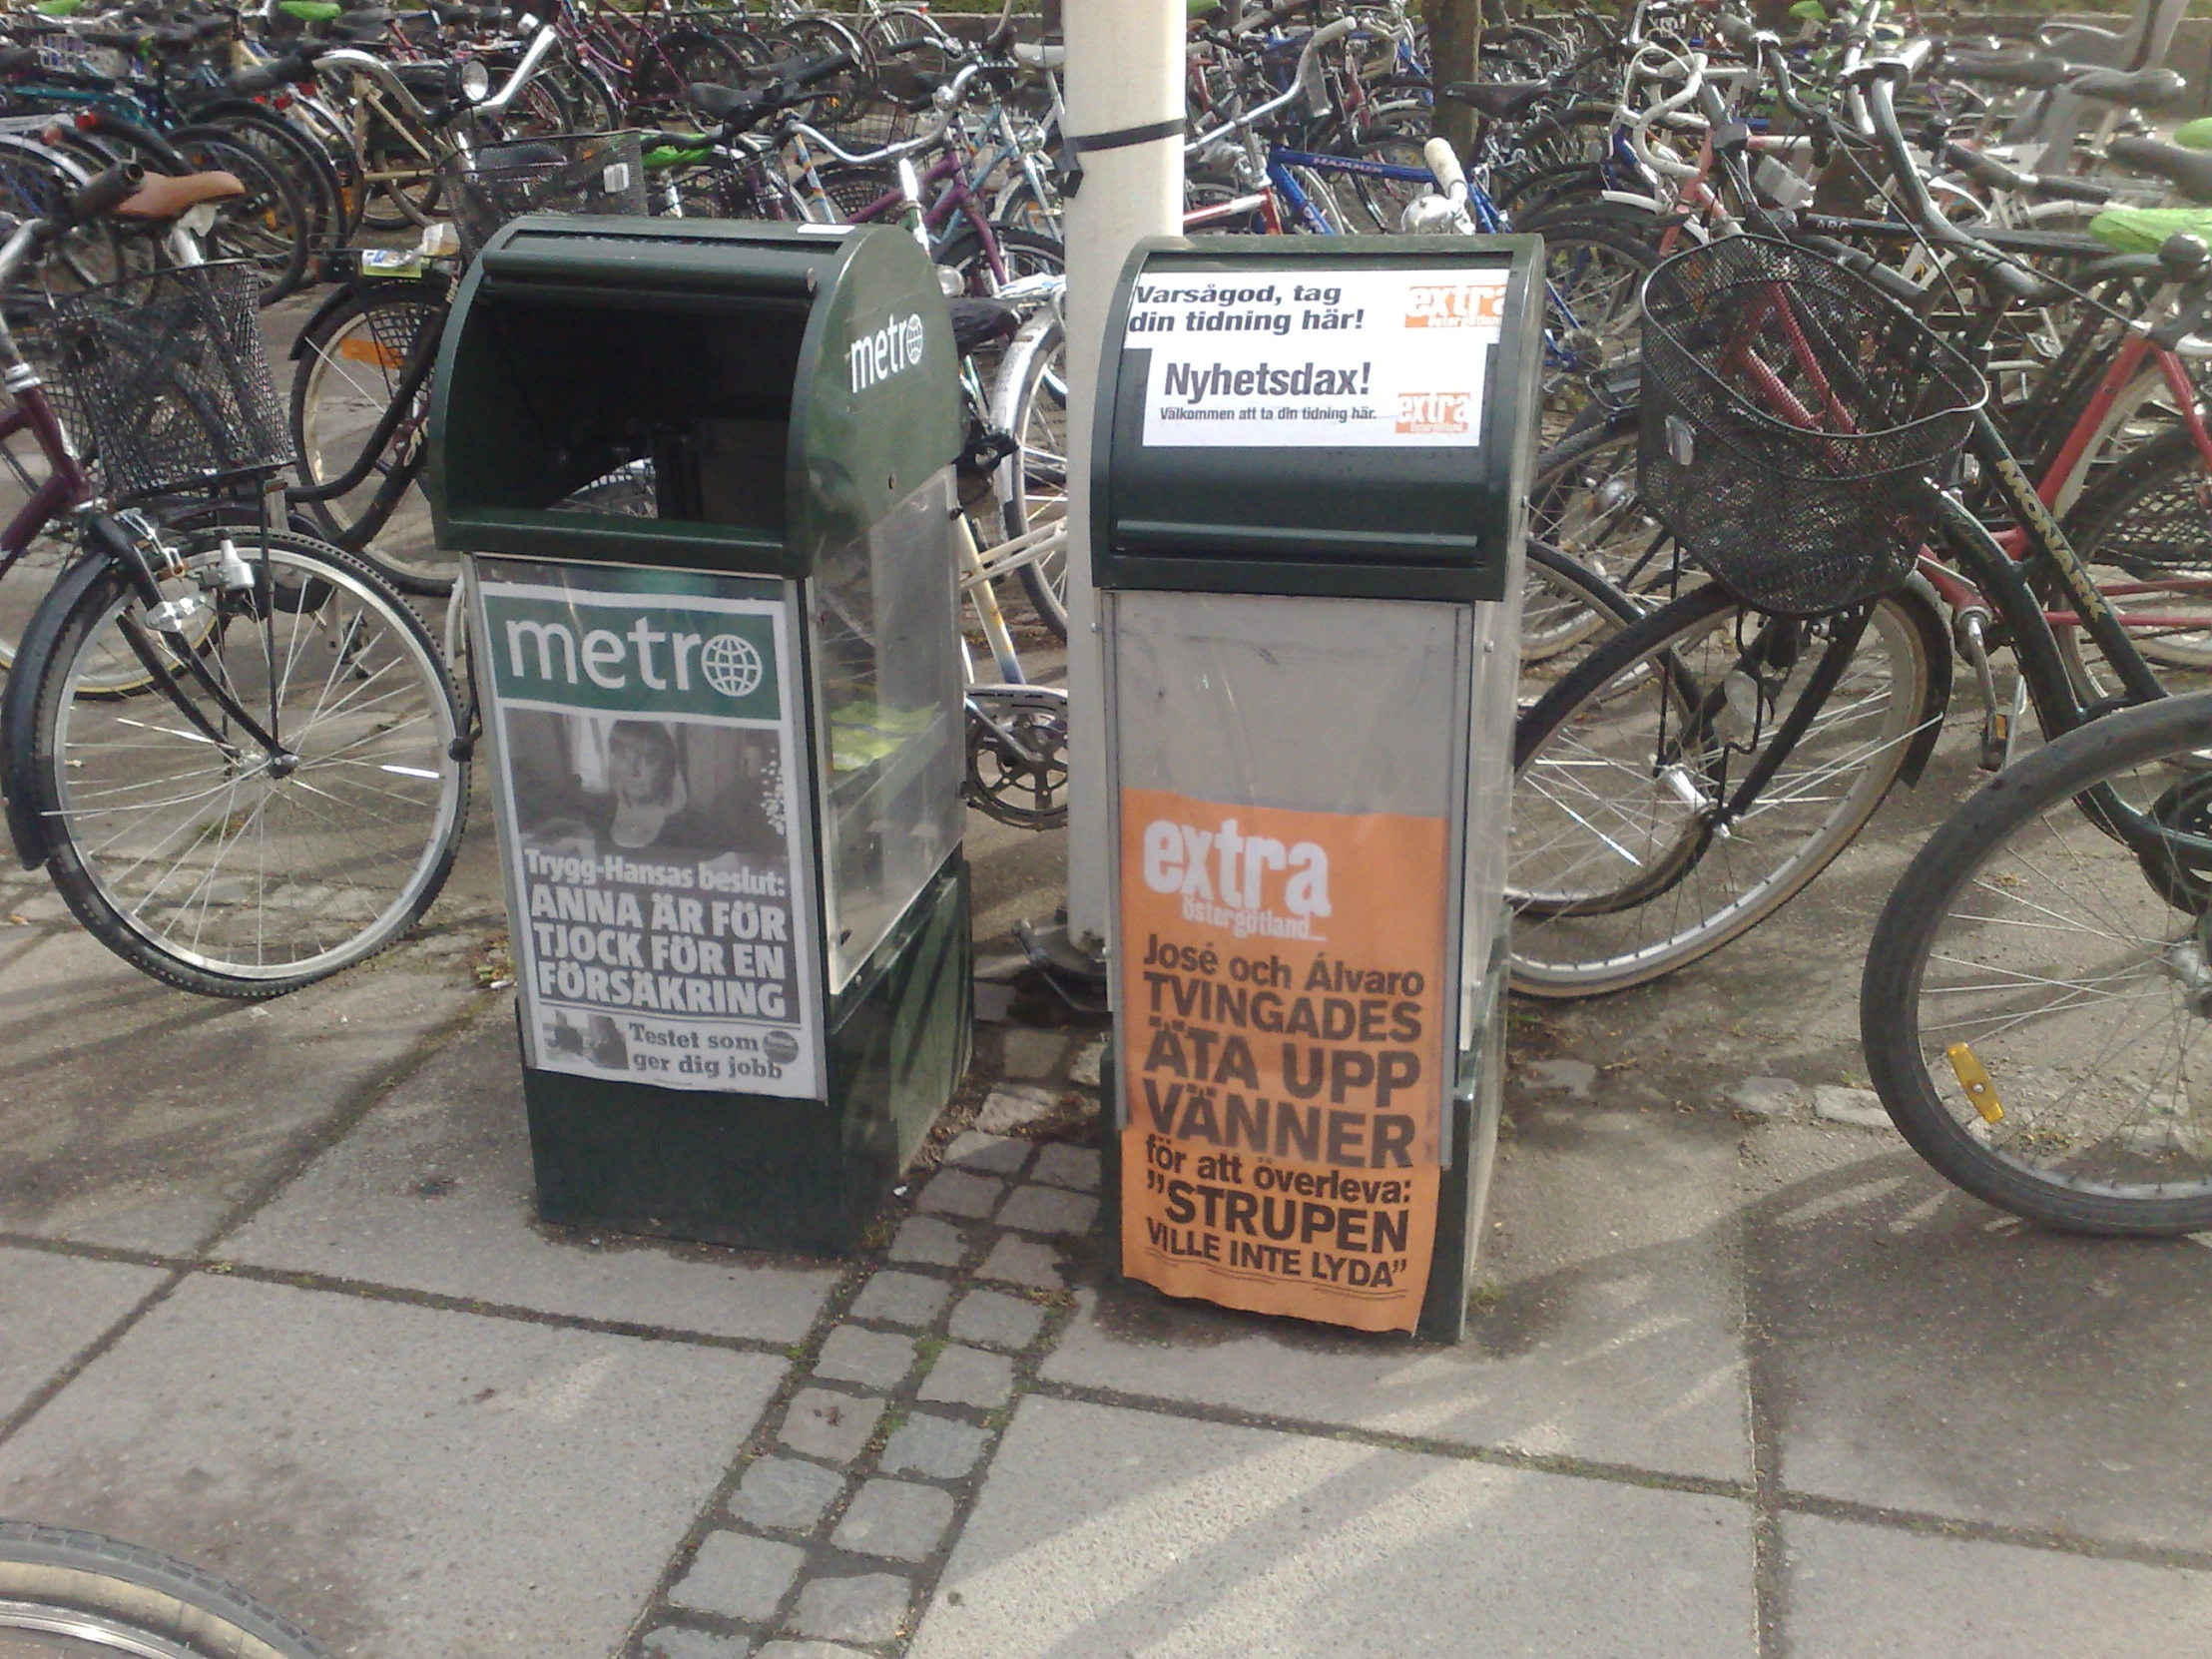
843 147 1010 284
0 382 90 572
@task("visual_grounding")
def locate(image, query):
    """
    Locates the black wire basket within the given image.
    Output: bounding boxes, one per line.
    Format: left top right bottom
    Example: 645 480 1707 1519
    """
27 261 292 504
442 132 649 261
1638 236 1988 617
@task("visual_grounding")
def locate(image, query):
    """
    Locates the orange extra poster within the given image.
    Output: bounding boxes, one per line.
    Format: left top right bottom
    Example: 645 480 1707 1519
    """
1117 786 1449 1334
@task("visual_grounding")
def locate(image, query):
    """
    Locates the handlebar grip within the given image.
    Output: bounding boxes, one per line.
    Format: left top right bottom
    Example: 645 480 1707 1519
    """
2029 174 2112 205
1985 257 2048 304
1311 14 1357 45
1714 12 1756 48
1423 135 1465 195
1236 0 1307 35
792 50 855 88
1942 144 2018 191
61 162 144 227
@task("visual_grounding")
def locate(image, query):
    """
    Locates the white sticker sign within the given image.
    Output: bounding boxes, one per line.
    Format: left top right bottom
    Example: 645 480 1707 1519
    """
1124 267 1507 448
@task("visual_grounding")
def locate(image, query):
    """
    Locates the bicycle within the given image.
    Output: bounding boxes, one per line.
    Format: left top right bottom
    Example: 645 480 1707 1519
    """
1506 41 2212 1002
0 161 469 996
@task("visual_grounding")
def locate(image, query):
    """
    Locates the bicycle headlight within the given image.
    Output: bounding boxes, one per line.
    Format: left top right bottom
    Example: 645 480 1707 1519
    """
459 58 491 102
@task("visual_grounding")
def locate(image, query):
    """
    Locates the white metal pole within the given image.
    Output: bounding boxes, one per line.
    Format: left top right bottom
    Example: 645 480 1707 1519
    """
1059 0 1184 958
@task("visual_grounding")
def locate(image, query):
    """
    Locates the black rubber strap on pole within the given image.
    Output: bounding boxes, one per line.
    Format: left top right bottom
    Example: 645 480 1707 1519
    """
1061 116 1187 196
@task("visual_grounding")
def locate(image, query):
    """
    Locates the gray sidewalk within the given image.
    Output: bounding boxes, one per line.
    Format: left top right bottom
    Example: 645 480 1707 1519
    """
5 755 2212 1659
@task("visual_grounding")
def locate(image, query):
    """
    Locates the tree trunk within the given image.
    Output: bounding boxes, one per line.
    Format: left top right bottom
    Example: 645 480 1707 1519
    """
1426 0 1483 161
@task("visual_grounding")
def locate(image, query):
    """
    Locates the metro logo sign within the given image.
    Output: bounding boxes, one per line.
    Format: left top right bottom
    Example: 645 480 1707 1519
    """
482 590 784 723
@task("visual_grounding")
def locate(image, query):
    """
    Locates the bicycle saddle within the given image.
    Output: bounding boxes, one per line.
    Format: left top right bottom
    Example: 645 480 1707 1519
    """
1439 80 1545 121
0 45 36 73
2065 65 2188 109
687 81 764 124
948 296 1019 356
116 169 245 220
2107 134 2212 204
1945 50 2068 88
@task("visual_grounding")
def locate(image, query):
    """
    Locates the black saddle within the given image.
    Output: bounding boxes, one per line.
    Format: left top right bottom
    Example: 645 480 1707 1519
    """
686 80 763 125
2107 135 2212 205
1945 50 2068 89
1438 80 1545 121
2066 66 2189 109
949 297 1020 356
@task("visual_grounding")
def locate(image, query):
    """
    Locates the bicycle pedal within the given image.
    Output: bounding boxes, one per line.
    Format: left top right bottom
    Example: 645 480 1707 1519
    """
1979 676 2029 772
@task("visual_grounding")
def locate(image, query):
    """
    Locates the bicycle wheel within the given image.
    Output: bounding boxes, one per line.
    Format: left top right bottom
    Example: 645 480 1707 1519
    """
992 313 1067 637
21 526 468 997
1515 206 1655 442
289 280 449 592
2059 423 2212 685
1523 413 1677 663
1510 580 1945 997
1862 690 2212 1234
0 1520 331 1659
168 128 311 306
1519 536 1641 683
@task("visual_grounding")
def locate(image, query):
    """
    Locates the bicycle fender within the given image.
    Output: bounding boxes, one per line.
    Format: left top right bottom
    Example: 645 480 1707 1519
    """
0 554 113 869
1894 571 1953 790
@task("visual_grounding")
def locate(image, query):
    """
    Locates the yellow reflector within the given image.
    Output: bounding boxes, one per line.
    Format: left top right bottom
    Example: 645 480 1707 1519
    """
1946 1043 2004 1123
337 337 404 368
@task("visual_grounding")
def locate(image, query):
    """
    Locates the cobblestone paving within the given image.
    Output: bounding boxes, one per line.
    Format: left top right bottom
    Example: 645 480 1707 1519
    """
630 1033 1104 1659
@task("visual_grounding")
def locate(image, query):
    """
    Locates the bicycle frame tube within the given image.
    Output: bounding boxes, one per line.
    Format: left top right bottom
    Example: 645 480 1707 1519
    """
1925 416 2170 733
0 389 89 568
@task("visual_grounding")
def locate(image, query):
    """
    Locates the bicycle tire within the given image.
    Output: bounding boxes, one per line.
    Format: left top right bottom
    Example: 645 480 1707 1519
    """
1519 535 1642 684
186 103 346 269
0 1519 333 1659
1514 205 1656 442
2059 422 2212 681
1523 412 1675 663
20 526 468 997
1862 689 2212 1234
167 127 311 305
289 279 449 593
991 312 1067 637
1510 578 1946 997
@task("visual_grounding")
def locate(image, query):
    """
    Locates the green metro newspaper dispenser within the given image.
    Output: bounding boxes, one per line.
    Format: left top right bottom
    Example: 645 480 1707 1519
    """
1096 236 1542 1341
429 218 971 1256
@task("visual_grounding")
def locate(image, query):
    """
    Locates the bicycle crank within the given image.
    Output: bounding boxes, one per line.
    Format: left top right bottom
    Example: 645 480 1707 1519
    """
964 685 1069 830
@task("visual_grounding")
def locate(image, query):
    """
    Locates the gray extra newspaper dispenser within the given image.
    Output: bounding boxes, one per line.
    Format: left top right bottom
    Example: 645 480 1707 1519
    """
1095 235 1541 1341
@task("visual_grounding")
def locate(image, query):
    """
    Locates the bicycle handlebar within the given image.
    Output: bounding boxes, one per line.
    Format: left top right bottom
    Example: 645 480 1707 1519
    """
60 161 143 229
226 48 314 95
1186 14 1354 154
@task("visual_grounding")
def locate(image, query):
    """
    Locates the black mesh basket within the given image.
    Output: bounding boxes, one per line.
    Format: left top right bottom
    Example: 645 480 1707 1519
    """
442 132 648 261
1638 237 1987 616
27 261 292 504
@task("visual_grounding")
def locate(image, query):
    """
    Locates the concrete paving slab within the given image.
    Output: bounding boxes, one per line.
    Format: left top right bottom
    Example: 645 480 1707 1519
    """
1785 1513 2212 1657
0 940 481 1255
909 1396 1754 1659
0 1275 784 1659
0 1248 166 1420
224 1014 834 1344
1745 1124 2212 1549
1047 1100 1751 1480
